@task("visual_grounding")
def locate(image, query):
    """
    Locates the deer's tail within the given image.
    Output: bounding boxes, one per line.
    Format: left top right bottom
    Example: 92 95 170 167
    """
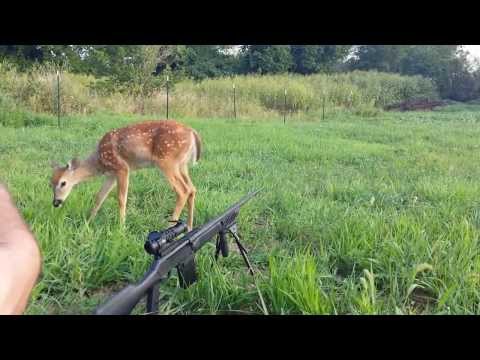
191 130 202 165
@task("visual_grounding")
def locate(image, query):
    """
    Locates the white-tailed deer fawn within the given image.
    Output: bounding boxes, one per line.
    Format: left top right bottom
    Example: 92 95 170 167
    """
50 120 201 230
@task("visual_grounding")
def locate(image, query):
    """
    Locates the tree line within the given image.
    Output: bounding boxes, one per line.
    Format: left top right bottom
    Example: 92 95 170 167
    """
1 45 479 101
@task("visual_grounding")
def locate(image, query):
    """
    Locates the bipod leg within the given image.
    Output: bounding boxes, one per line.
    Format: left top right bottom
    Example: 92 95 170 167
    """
227 225 269 315
229 229 254 276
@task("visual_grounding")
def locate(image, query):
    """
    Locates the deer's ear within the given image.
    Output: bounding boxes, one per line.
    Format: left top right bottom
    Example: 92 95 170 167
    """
71 158 81 169
67 158 80 171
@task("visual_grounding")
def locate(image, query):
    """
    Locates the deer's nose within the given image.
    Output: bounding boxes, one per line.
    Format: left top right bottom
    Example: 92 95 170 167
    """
53 199 63 207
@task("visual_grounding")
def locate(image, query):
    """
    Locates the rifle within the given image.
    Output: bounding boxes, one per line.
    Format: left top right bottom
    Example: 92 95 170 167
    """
94 190 262 315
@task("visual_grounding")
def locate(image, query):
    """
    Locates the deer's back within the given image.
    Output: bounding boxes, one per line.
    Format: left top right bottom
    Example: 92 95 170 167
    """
96 120 195 172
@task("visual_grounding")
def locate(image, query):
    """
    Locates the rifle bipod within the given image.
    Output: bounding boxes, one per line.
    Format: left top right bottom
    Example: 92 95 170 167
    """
214 224 269 315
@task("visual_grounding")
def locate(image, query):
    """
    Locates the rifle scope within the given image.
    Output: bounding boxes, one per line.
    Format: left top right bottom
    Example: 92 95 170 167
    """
144 220 188 256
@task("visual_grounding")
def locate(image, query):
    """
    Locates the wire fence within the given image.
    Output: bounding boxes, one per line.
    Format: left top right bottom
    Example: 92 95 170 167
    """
1 65 440 128
52 73 330 128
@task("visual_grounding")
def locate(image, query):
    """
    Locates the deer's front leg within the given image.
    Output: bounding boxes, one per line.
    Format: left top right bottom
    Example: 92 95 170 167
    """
88 176 116 222
116 170 129 225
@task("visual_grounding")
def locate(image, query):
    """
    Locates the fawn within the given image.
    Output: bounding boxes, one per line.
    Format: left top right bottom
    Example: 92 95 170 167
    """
50 120 202 230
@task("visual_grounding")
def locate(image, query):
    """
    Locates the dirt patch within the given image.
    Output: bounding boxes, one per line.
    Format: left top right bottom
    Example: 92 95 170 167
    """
87 282 129 299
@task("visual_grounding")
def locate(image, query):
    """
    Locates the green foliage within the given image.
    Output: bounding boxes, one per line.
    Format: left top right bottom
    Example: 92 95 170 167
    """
2 45 479 103
266 250 333 314
354 269 378 314
0 60 97 115
324 70 439 108
2 107 480 314
443 48 480 101
291 45 352 74
0 59 440 122
174 71 437 118
350 45 410 73
179 46 237 80
349 45 480 101
76 46 133 78
124 46 165 114
244 45 294 74
0 45 83 70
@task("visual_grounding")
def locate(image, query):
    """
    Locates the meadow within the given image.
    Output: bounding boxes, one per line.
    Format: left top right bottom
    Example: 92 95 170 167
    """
1 104 480 315
0 60 438 123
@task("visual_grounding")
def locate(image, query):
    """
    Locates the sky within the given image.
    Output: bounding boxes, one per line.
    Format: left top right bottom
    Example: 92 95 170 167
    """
463 45 480 61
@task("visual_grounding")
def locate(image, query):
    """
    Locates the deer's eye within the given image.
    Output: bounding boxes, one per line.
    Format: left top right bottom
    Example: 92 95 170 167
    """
60 181 67 188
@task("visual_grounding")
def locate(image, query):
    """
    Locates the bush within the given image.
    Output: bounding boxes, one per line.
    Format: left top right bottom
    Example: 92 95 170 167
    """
318 70 439 108
0 108 54 128
176 72 438 116
0 59 440 121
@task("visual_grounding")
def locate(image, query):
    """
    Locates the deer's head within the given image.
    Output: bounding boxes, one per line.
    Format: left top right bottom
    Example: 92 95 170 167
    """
50 158 81 208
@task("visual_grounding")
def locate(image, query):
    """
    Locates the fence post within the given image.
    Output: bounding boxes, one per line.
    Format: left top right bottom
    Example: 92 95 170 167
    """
233 83 236 119
284 88 287 124
166 75 169 119
56 70 61 127
322 94 326 121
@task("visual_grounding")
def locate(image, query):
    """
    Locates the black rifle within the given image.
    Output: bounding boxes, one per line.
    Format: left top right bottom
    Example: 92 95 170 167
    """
94 190 261 315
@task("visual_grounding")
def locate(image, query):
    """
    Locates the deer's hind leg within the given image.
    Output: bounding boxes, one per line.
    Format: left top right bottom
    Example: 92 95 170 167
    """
116 168 130 225
179 163 196 231
157 162 190 226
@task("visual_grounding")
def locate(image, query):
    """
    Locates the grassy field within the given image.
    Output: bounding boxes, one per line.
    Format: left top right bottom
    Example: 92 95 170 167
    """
1 105 480 315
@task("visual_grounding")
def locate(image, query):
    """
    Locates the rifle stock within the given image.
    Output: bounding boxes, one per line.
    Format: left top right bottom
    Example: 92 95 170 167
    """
94 258 165 315
94 284 149 315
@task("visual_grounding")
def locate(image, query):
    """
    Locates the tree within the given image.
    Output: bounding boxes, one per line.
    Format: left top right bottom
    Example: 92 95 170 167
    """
348 45 480 100
349 45 409 73
0 45 84 70
125 46 166 114
290 45 352 74
444 47 480 101
153 45 188 75
399 46 456 93
78 46 141 79
243 45 293 74
173 46 238 80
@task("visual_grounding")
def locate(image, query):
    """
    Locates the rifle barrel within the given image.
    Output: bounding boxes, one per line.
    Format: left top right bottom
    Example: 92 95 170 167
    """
188 190 260 250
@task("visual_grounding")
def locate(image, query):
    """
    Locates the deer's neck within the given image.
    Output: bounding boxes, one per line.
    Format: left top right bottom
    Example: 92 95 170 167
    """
73 154 102 184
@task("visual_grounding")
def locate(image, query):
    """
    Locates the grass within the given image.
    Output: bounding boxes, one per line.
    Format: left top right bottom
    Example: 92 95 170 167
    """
1 105 480 315
1 60 439 121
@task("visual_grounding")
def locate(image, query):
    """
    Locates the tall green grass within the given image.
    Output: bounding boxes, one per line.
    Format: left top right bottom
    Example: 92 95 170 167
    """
175 72 438 118
265 249 334 314
1 60 439 125
1 105 480 314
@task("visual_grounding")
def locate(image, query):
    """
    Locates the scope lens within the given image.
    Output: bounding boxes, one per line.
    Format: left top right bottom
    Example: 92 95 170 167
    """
144 240 158 254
